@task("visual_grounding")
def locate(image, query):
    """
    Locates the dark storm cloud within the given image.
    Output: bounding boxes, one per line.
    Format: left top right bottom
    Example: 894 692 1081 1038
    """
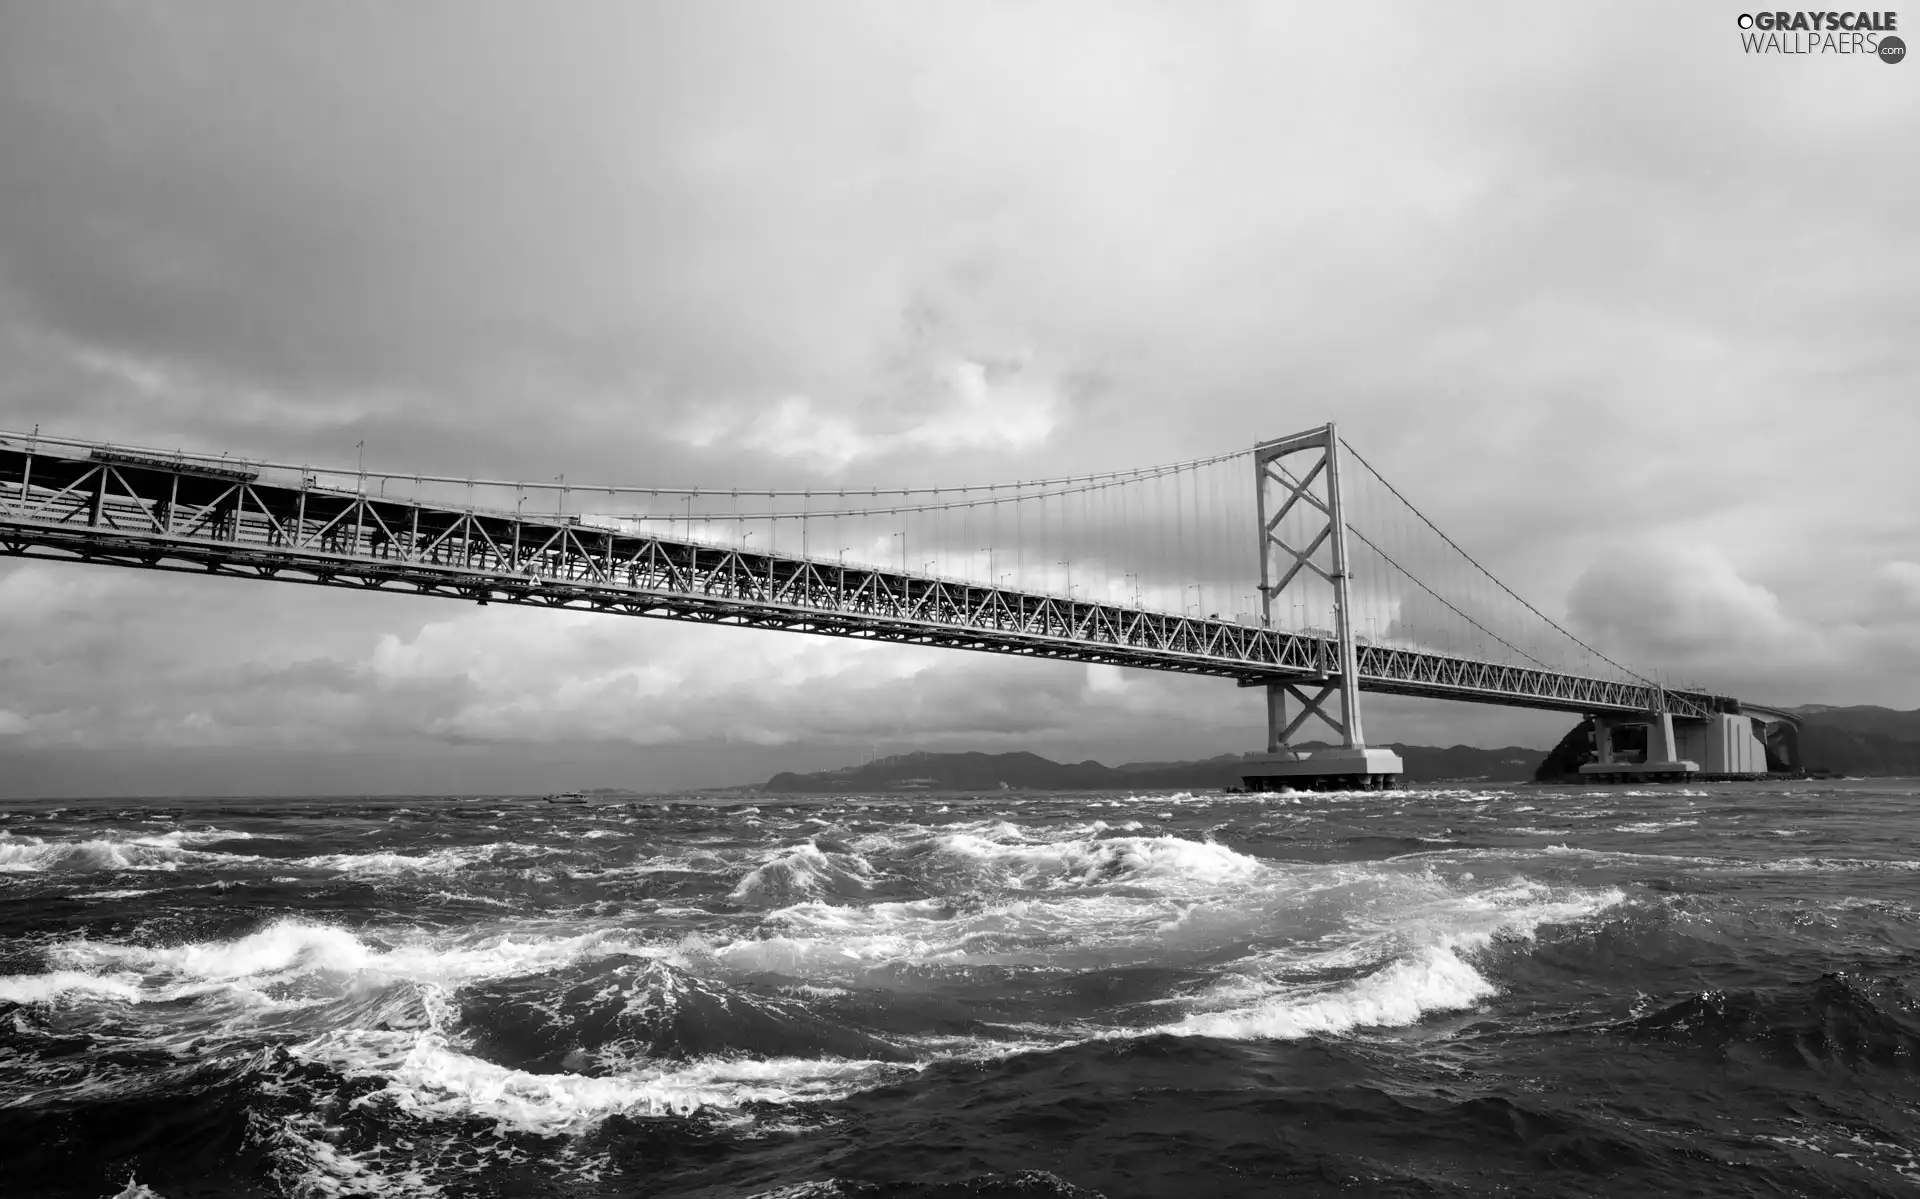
1 2 1916 787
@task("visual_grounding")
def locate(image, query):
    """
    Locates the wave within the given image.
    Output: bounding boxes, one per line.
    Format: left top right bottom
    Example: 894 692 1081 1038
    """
294 1012 909 1136
700 822 1630 1047
0 833 594 885
694 830 1293 980
744 1173 1101 1198
1166 943 1496 1039
1535 844 1728 866
1748 856 1920 873
0 828 265 874
290 842 557 877
929 830 1266 895
0 968 147 1005
1621 972 1920 1070
1163 880 1624 1041
731 842 877 904
460 955 911 1072
0 917 675 1006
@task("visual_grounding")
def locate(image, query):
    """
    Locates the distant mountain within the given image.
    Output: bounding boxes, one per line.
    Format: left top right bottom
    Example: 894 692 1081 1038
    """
758 705 1920 794
1532 705 1920 781
1792 706 1920 775
760 743 1547 793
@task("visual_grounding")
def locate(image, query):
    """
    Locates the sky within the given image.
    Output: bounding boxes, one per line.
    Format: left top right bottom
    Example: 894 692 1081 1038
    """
1 2 1916 796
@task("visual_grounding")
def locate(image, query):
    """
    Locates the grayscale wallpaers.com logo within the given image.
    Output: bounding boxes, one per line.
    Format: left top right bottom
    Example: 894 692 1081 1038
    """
1736 10 1904 59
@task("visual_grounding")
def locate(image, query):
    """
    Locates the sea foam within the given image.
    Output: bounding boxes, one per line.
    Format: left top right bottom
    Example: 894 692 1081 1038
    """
0 828 264 873
1164 880 1624 1041
730 842 876 904
3 917 677 1006
292 986 908 1135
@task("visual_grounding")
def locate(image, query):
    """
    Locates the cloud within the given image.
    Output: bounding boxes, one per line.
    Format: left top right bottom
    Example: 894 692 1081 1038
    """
676 356 1064 472
0 560 1274 763
1568 541 1794 662
1568 541 1920 704
1866 561 1920 621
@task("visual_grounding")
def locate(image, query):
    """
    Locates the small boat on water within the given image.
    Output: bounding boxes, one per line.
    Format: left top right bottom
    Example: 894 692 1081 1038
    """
542 791 590 804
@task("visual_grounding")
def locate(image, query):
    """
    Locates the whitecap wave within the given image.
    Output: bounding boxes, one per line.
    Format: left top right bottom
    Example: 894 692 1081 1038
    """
0 917 676 1006
931 829 1266 894
1163 880 1624 1041
730 842 875 904
292 842 554 877
292 982 909 1135
1613 820 1700 834
0 828 265 874
1751 856 1920 873
1168 943 1496 1039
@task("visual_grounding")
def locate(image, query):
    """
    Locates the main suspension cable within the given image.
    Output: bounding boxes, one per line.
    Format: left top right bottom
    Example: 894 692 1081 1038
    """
1339 437 1650 685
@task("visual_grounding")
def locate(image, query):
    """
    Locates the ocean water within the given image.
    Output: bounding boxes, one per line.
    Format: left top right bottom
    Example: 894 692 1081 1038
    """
2 781 1918 1198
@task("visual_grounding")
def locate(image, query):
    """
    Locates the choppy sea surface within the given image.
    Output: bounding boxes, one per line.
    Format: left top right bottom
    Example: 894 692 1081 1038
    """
3 781 1919 1198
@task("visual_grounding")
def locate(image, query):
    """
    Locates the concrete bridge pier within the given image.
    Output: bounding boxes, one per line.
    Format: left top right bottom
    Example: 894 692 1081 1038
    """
1579 707 1773 783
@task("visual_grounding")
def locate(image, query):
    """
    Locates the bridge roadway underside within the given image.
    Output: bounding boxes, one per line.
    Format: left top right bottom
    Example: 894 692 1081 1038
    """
0 443 1732 719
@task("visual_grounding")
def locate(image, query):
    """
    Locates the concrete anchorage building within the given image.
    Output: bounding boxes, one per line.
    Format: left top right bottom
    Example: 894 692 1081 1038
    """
1579 705 1797 783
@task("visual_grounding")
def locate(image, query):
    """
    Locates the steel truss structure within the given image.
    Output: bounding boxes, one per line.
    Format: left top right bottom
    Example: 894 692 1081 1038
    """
0 434 1731 719
1253 424 1371 751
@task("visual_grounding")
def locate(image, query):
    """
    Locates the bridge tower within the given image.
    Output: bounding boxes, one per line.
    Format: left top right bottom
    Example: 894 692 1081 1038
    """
1240 423 1404 792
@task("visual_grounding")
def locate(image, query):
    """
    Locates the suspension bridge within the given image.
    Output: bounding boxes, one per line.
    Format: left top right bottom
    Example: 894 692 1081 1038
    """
0 424 1795 789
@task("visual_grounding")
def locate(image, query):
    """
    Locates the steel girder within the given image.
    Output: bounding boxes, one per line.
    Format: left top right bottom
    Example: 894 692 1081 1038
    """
0 440 1727 718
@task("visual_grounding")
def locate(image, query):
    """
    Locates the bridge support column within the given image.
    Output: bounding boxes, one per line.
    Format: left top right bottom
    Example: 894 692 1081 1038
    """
1652 712 1677 763
1591 715 1614 767
1241 423 1402 793
1264 684 1291 756
1580 706 1702 783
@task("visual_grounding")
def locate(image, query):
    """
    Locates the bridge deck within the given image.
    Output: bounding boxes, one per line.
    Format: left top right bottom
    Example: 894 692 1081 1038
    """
0 436 1732 719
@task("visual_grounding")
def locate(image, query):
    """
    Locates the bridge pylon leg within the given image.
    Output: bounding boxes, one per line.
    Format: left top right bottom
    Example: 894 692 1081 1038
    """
1240 423 1402 794
1576 701 1707 784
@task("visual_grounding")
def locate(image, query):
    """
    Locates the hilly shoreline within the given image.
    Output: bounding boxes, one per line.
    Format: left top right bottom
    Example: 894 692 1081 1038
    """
762 743 1545 793
758 705 1920 793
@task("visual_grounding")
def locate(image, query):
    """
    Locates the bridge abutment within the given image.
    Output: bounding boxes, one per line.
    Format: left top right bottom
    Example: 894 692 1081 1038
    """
1580 709 1773 782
